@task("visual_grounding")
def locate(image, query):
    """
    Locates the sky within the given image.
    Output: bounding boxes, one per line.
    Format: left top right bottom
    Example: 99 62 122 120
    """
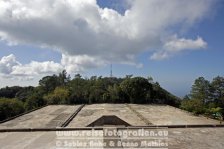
0 0 224 97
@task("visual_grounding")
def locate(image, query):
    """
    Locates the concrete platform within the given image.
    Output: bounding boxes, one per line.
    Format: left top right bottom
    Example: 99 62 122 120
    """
0 128 223 149
130 104 220 125
67 104 146 127
0 104 220 128
0 104 223 148
67 104 220 127
0 105 81 128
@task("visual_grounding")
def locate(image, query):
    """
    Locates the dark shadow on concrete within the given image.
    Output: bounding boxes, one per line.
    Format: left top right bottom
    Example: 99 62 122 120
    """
87 115 131 127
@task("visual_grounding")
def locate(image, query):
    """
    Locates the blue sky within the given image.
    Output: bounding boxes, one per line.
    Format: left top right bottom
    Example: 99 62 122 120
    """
0 0 223 97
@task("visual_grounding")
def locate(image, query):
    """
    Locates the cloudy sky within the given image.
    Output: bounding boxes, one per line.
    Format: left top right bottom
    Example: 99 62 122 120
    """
0 0 223 97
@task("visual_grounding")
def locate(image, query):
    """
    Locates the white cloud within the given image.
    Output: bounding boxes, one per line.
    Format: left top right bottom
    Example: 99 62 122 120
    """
0 54 107 79
61 54 108 74
150 35 207 60
0 54 63 79
164 35 207 52
11 61 63 76
0 0 218 77
0 54 20 74
150 52 170 61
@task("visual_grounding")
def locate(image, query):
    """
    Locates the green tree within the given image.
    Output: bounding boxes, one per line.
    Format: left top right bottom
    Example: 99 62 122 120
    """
15 86 35 102
0 86 23 98
180 77 210 114
120 77 152 103
108 84 127 103
44 87 70 104
68 74 88 104
39 75 60 93
39 70 70 94
58 70 71 86
190 77 210 104
210 76 224 106
24 92 45 110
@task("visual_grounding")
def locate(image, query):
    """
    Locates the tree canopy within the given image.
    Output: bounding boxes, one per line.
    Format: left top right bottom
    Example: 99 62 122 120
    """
0 70 181 121
181 76 224 119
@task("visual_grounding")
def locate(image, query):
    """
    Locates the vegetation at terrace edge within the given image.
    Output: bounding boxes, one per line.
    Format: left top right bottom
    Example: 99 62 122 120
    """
181 76 224 120
0 70 180 121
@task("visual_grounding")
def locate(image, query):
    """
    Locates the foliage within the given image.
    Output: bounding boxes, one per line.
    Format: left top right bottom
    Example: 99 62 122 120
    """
0 98 25 121
181 99 205 114
210 76 224 106
24 90 45 110
0 70 181 121
1 71 223 121
209 107 223 114
0 86 23 98
107 84 126 103
39 70 70 94
181 76 224 117
15 86 35 102
190 77 210 104
120 77 152 103
44 87 70 104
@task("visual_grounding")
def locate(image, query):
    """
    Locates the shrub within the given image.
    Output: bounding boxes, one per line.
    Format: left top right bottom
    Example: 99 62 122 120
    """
0 98 25 121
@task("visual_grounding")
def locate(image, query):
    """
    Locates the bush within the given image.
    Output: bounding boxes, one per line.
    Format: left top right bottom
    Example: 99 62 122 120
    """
24 94 45 110
0 98 25 121
181 99 205 114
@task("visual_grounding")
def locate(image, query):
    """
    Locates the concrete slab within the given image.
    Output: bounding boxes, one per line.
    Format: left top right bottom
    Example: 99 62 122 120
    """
0 128 223 149
130 104 220 125
0 104 223 148
0 105 81 128
67 104 146 127
0 104 221 128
